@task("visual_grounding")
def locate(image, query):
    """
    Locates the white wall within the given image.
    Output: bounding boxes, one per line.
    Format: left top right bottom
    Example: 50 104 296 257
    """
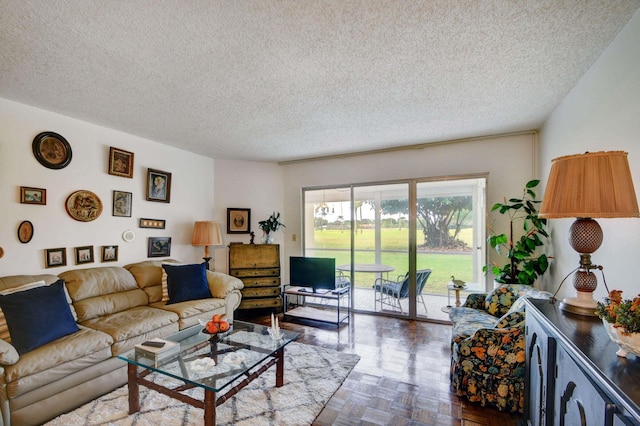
539 10 640 301
281 133 539 285
213 159 284 273
0 98 215 276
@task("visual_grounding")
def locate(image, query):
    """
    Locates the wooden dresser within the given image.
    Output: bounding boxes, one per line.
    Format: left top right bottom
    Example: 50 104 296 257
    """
228 244 282 311
525 298 640 426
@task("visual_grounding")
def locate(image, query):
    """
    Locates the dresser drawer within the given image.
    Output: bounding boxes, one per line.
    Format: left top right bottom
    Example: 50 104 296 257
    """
241 277 281 288
241 287 281 298
231 268 280 279
238 297 283 310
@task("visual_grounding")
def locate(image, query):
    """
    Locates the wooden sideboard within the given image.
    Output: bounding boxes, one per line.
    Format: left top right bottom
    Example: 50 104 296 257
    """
228 244 282 311
525 298 640 426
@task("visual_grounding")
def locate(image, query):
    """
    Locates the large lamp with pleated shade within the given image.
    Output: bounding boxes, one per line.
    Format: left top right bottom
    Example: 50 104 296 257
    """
539 151 639 316
192 221 224 271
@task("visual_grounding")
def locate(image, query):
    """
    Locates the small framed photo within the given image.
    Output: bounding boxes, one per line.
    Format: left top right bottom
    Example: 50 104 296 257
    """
139 218 166 229
112 190 132 217
108 147 134 178
146 168 172 203
101 245 118 262
45 247 67 268
75 246 94 264
227 208 251 234
148 237 171 257
20 186 46 205
32 131 72 170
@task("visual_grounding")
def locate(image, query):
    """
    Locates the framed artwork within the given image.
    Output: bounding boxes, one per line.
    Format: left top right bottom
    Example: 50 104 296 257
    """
112 190 132 217
20 186 46 205
45 247 67 268
101 245 118 262
146 168 171 203
148 237 171 257
139 218 166 229
17 220 34 243
108 147 134 178
227 208 251 234
75 246 94 264
32 131 72 169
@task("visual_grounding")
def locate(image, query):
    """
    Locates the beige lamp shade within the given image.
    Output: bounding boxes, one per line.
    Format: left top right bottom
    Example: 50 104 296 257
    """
539 151 639 219
192 221 223 247
192 221 223 265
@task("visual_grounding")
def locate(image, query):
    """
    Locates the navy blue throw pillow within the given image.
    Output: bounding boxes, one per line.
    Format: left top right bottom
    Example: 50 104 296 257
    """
0 280 79 355
162 263 211 304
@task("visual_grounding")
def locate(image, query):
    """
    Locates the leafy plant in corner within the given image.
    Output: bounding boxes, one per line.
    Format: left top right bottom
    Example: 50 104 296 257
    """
258 211 285 235
483 179 549 285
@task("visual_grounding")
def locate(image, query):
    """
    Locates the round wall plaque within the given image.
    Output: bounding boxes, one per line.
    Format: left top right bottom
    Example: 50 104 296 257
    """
65 190 103 222
32 131 72 169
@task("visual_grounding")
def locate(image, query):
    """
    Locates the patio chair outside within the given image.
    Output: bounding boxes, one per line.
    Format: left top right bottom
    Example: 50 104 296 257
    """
373 269 432 313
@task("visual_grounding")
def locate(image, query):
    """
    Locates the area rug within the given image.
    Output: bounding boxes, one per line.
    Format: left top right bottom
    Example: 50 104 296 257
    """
45 342 359 426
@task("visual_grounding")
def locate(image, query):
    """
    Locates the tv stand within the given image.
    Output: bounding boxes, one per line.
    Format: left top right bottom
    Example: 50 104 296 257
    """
283 285 350 326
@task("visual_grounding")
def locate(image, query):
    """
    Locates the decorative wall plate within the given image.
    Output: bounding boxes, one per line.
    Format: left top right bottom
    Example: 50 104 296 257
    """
32 131 72 169
65 190 103 222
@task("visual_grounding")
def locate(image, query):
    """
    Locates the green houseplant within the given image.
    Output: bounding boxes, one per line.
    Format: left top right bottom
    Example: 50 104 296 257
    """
484 179 549 286
258 211 285 243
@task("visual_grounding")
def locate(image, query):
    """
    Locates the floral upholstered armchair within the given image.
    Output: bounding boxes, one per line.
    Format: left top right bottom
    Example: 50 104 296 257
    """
449 285 552 413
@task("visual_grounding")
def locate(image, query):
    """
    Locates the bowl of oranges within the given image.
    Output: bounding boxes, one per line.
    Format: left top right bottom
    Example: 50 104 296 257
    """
202 313 231 335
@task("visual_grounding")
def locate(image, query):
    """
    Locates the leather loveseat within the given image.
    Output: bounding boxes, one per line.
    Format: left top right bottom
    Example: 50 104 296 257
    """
0 259 243 426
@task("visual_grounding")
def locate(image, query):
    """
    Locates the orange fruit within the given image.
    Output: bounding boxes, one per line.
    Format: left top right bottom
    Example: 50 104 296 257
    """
218 320 230 332
206 321 219 333
212 314 222 323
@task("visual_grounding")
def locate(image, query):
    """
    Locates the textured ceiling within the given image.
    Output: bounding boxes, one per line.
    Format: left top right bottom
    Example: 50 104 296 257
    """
1 1 638 162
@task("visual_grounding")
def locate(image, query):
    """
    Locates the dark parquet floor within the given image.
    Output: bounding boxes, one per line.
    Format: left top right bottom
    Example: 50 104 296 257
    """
251 312 521 426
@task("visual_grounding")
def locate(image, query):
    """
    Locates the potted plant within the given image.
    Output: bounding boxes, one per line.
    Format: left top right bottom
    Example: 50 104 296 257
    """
596 290 640 357
484 179 549 286
258 211 285 244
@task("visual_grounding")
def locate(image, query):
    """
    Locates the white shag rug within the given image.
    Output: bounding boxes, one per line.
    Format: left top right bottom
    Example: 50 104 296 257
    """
45 342 359 426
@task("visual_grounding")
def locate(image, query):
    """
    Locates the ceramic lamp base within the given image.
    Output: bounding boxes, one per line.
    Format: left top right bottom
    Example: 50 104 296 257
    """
559 291 598 316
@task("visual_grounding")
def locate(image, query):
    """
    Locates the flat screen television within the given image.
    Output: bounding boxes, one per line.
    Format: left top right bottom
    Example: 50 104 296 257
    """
289 256 336 293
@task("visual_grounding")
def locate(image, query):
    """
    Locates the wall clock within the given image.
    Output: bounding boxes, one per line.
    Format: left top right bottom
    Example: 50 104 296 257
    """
65 190 103 222
32 131 72 169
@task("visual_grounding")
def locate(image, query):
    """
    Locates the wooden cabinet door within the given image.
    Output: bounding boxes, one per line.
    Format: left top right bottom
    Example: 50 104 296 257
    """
229 244 279 269
526 318 556 426
555 346 615 426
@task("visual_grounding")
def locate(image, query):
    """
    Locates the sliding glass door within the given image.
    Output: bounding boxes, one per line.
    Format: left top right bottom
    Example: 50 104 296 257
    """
302 176 486 321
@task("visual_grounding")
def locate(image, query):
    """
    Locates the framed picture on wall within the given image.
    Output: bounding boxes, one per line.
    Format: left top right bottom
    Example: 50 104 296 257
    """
227 208 251 234
45 247 67 268
112 190 132 217
20 186 46 205
75 246 94 264
101 245 118 262
146 168 171 203
148 237 171 257
108 147 134 178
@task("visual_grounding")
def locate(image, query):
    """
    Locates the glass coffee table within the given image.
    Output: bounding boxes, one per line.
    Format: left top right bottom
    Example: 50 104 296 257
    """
117 320 299 426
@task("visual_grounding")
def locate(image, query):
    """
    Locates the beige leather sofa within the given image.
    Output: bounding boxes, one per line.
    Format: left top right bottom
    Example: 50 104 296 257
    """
0 259 243 426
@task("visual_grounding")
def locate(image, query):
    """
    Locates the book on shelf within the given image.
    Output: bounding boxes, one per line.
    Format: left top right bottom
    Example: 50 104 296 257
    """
134 338 180 367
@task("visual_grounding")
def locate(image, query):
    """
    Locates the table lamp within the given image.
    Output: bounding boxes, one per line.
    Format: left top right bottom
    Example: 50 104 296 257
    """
539 151 639 316
192 221 223 271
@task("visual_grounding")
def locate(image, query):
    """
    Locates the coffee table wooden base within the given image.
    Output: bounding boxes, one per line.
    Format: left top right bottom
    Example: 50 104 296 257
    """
126 348 284 426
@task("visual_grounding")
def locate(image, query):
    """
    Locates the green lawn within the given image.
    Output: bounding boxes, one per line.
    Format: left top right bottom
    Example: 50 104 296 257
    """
306 228 475 293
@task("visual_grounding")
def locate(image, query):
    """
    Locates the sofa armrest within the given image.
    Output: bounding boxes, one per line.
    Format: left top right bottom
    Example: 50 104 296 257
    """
0 340 19 366
206 271 244 299
462 292 487 310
